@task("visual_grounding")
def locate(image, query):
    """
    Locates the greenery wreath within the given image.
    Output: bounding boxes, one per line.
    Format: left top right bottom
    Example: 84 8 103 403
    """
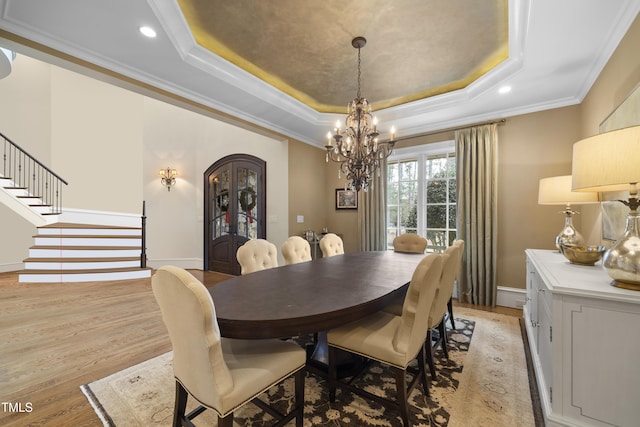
239 188 257 212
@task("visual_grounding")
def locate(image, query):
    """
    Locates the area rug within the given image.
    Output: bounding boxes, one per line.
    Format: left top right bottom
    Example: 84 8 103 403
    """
81 307 536 426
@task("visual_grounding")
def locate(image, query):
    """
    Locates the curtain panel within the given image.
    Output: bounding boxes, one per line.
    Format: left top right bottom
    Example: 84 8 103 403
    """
358 158 388 251
455 124 498 306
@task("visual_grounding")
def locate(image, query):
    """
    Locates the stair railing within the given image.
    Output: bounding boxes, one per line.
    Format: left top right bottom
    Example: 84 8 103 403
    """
1 131 68 215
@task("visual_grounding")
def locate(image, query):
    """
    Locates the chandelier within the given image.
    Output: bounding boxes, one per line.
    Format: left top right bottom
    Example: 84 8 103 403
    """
325 36 396 192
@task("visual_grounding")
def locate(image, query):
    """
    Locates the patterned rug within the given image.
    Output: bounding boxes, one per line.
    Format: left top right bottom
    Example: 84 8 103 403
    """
81 307 537 426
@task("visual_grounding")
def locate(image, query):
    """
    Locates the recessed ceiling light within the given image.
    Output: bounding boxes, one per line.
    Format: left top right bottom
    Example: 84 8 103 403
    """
139 26 157 38
498 85 512 94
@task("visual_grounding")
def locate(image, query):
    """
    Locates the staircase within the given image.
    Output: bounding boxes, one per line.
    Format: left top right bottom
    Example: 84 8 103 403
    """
2 132 151 282
20 223 152 283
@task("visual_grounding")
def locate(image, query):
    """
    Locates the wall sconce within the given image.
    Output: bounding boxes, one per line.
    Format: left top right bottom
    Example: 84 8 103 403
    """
159 167 177 192
572 125 640 290
538 175 599 250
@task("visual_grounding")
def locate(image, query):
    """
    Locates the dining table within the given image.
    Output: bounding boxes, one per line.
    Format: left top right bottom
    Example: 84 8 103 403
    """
208 250 427 376
209 250 426 339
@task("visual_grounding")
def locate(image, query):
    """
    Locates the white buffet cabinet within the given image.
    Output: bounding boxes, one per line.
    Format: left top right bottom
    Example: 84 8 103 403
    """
524 249 640 427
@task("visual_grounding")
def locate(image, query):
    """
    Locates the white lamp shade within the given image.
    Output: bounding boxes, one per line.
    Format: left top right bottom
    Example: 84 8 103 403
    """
572 126 640 192
538 175 599 205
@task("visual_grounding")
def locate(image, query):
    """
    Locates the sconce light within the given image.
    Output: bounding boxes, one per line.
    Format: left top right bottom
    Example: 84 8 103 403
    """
159 167 177 192
572 125 640 290
538 175 599 250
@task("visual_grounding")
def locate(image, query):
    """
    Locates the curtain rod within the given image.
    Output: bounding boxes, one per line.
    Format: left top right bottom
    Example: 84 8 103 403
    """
394 119 506 143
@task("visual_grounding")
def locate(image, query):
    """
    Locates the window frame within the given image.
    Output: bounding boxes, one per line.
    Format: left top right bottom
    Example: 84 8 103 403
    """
387 140 456 251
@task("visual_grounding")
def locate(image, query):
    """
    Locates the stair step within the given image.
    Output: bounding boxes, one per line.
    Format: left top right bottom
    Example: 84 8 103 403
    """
33 235 141 246
29 246 142 258
38 223 142 236
23 257 141 270
19 267 152 283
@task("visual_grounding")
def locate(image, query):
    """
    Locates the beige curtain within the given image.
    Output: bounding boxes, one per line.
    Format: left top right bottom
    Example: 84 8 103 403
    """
455 124 498 306
358 158 388 251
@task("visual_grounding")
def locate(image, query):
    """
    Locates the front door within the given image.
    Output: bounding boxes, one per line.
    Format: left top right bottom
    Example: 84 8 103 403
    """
204 154 266 275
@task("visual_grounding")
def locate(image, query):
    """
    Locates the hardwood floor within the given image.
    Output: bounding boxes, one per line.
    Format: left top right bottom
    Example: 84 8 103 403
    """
0 270 522 426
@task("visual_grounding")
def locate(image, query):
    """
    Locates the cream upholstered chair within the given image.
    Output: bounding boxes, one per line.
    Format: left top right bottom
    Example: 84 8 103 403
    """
151 266 305 427
327 254 443 427
319 233 344 257
236 238 278 275
422 242 463 377
281 236 312 265
393 233 427 254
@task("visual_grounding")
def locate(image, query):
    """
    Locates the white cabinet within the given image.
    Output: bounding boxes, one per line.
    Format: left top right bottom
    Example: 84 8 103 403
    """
524 249 640 427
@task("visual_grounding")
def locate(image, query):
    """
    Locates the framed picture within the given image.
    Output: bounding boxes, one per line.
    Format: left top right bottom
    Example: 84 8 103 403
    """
335 188 358 210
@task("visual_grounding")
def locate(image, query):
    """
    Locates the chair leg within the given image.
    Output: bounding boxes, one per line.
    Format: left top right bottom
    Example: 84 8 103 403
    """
218 414 234 427
447 297 456 330
295 369 305 427
425 330 437 378
173 381 188 427
417 345 431 398
328 345 337 402
438 322 449 359
393 367 410 427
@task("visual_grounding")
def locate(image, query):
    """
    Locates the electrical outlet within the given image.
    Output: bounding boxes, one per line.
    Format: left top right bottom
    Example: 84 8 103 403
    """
296 215 304 223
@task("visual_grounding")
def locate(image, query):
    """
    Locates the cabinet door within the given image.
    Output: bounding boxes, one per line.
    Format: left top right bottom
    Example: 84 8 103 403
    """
204 154 266 275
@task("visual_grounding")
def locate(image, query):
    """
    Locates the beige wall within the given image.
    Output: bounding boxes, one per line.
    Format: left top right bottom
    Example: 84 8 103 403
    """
51 67 144 213
497 106 582 288
287 141 327 238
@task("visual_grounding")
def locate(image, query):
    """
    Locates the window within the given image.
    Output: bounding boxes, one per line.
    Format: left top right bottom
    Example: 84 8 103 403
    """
387 141 456 252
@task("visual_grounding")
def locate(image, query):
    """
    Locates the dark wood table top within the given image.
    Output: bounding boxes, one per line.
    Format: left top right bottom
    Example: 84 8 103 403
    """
208 251 425 339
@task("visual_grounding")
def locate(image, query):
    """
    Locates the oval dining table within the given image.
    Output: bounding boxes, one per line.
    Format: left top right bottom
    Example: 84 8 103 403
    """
208 250 426 339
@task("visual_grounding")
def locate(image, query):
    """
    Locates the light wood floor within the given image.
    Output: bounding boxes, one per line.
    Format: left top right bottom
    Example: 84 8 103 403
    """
0 271 521 426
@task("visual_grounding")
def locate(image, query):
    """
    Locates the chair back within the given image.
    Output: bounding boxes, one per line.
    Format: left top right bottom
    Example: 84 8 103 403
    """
319 233 344 257
427 243 463 328
151 266 233 411
392 253 444 364
281 236 312 265
392 233 427 254
236 239 278 275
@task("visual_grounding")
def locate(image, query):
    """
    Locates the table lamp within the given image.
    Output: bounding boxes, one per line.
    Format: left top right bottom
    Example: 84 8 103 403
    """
572 125 640 290
538 175 599 250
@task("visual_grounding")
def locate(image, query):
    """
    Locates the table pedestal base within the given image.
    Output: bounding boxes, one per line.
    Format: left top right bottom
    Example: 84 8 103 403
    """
305 331 365 379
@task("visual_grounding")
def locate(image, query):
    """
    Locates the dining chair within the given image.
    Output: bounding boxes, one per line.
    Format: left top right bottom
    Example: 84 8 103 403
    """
422 242 463 377
151 265 305 427
319 233 344 257
327 253 443 427
236 238 278 275
393 233 427 254
281 235 312 265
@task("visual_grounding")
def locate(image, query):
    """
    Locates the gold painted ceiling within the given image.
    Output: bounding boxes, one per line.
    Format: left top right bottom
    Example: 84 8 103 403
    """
178 0 508 113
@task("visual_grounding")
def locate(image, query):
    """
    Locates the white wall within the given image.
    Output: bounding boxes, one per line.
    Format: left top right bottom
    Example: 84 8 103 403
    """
0 55 289 271
143 95 289 269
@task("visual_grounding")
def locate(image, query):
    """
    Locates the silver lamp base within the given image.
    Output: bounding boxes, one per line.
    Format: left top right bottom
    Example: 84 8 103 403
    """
555 211 584 250
603 211 640 291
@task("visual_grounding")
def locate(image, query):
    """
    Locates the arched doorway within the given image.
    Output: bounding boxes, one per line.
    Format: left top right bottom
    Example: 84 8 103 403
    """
204 154 266 275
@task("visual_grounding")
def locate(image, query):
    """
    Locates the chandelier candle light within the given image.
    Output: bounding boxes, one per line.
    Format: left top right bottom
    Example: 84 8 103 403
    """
325 37 396 192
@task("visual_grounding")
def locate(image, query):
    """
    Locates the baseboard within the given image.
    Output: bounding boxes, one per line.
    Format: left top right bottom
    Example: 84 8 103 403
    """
453 284 526 309
496 286 527 309
0 262 23 273
57 208 141 228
